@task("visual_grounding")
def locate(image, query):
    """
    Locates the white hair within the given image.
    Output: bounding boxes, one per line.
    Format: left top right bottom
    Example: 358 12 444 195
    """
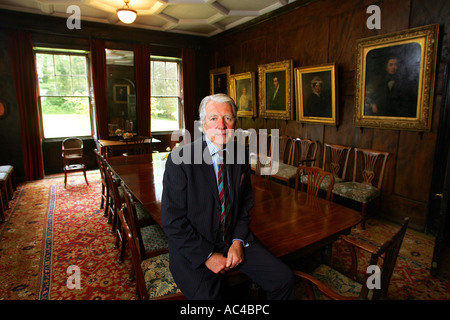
198 94 237 123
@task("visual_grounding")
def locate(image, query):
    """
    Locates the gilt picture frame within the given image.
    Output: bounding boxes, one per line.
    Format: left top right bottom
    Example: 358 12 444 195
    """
295 63 338 125
258 60 293 120
230 72 257 118
354 24 439 131
210 66 231 95
113 84 130 104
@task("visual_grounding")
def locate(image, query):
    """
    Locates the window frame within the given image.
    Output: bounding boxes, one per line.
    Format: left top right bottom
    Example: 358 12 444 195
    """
34 47 94 140
150 55 183 134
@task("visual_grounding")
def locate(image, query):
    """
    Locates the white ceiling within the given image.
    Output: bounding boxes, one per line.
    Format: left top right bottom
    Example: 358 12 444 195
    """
0 0 298 37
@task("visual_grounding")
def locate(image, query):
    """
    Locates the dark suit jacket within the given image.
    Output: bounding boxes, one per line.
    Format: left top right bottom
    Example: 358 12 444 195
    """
161 137 255 296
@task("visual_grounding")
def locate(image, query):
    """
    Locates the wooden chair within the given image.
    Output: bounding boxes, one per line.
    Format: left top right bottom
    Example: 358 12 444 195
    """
322 143 351 184
295 165 335 201
294 138 318 166
268 135 299 185
118 194 183 300
104 165 123 236
62 137 88 188
120 182 168 262
294 217 409 300
332 148 389 229
123 136 150 156
94 149 109 216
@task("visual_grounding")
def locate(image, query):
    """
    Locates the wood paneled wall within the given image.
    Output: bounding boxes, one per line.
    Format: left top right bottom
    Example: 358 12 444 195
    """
208 0 450 231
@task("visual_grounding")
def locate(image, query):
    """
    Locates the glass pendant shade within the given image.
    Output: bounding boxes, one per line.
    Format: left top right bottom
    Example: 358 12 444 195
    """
117 8 137 24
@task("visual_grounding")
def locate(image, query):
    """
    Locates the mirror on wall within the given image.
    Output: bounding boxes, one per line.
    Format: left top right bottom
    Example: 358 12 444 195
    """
106 49 136 137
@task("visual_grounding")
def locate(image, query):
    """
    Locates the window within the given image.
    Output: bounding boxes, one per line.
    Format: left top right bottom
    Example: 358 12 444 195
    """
35 49 92 138
151 57 182 132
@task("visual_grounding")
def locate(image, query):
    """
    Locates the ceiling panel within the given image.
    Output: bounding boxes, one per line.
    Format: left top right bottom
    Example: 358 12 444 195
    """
0 0 299 37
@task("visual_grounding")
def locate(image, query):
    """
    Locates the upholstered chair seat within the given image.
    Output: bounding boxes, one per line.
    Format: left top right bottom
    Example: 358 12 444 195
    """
332 181 381 204
141 253 181 299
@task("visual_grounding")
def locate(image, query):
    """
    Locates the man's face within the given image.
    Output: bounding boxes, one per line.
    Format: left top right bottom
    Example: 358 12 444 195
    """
386 58 398 75
273 77 279 88
203 101 236 148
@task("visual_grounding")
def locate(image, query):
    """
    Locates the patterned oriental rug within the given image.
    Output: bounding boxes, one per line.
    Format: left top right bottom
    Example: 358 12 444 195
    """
0 171 136 300
0 170 449 300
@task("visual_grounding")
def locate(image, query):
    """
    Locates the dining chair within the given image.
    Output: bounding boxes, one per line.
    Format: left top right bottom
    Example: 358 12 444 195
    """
62 137 88 188
294 138 318 167
118 193 183 300
295 165 335 201
123 136 149 156
332 147 389 229
104 165 123 236
120 182 168 262
294 217 409 300
94 149 108 215
268 135 299 185
322 143 351 184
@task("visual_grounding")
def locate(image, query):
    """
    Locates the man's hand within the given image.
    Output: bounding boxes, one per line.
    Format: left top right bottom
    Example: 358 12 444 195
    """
226 240 244 269
205 252 228 274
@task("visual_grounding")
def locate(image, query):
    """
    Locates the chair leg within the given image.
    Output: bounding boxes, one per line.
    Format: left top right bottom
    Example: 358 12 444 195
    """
360 203 367 229
83 169 89 185
64 170 67 188
0 189 5 222
100 184 105 209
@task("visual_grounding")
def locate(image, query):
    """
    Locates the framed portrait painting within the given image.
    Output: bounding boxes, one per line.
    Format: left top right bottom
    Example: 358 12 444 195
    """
258 60 293 120
210 66 231 95
230 72 257 118
113 84 130 104
295 63 338 125
354 24 439 131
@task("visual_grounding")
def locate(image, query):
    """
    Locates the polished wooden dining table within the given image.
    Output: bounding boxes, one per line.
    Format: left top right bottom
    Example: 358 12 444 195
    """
106 153 362 258
98 137 161 158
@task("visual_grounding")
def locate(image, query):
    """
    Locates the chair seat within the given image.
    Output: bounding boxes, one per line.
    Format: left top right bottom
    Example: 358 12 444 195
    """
135 201 152 223
64 164 86 172
141 253 181 299
300 175 343 190
0 165 13 174
141 224 169 252
273 162 297 180
310 264 362 299
332 181 380 203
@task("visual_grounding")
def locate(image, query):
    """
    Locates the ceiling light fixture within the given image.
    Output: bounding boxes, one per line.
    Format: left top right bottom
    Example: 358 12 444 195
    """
117 0 137 24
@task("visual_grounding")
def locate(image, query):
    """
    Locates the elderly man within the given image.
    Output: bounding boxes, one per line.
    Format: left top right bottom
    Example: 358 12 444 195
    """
161 93 294 300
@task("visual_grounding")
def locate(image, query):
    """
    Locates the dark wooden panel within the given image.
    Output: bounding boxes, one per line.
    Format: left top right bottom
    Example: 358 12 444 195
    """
209 0 450 231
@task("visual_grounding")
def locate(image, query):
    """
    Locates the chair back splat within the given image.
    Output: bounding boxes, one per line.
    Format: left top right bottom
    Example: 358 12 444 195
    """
295 165 335 201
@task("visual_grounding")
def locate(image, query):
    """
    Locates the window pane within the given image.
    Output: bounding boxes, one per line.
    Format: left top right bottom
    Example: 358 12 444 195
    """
72 76 88 95
54 55 70 75
165 79 178 96
41 97 91 138
151 97 179 132
38 74 56 96
152 79 166 96
165 62 177 79
56 75 72 96
71 55 86 75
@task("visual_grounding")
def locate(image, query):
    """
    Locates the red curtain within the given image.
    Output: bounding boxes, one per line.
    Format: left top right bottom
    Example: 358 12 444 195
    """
90 39 109 139
134 44 151 136
8 30 45 180
182 48 196 139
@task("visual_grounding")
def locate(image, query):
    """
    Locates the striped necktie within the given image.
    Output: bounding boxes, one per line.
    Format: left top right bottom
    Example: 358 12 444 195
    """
217 150 231 245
